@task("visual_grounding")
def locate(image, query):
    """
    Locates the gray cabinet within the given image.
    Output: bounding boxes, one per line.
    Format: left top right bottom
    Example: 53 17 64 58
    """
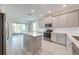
51 33 66 45
39 10 79 28
66 36 72 54
39 19 45 28
53 11 79 27
51 33 56 42
56 33 66 45
66 11 79 27
53 14 67 27
23 34 42 54
53 17 59 27
58 14 67 27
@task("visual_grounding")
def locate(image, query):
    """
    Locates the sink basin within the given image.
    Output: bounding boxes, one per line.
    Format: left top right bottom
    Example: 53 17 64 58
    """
73 36 79 41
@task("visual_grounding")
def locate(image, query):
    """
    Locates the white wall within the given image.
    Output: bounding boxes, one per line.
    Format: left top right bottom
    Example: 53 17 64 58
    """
28 21 33 32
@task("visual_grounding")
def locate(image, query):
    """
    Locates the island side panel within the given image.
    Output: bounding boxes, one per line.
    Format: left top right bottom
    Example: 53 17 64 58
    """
23 34 42 54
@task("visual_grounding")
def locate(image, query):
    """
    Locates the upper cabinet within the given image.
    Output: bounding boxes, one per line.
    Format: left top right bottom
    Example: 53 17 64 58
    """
53 13 67 27
39 10 79 28
53 10 79 28
53 17 59 27
45 16 53 24
39 19 45 28
58 14 67 27
66 11 79 27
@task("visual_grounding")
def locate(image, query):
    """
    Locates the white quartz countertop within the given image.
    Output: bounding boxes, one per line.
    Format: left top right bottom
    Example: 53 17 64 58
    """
24 32 42 37
67 33 79 49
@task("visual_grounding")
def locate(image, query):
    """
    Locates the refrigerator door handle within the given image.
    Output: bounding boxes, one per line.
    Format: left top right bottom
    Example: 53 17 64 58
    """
7 22 9 40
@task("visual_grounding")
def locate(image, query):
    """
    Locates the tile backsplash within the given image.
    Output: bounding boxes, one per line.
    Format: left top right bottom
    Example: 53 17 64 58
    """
53 27 79 33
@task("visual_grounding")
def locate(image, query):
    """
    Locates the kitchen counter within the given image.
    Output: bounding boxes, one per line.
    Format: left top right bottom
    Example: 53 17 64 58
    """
67 33 79 49
24 32 43 37
23 32 42 54
53 31 79 49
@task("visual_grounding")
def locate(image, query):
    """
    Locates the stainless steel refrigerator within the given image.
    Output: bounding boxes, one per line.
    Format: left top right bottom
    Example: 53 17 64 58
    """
0 13 6 55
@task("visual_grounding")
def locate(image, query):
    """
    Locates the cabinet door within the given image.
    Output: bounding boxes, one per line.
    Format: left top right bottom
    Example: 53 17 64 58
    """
35 36 42 52
66 11 79 27
48 16 53 23
39 19 45 28
42 20 45 28
66 36 72 54
56 34 66 45
53 17 59 27
51 33 56 42
72 11 79 26
58 14 67 27
45 16 53 24
53 15 67 27
44 17 47 24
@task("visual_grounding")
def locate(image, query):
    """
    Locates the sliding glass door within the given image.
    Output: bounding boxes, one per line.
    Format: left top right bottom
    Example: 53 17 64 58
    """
12 23 26 34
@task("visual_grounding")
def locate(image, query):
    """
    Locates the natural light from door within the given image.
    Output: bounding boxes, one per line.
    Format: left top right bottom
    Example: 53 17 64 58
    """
12 23 26 34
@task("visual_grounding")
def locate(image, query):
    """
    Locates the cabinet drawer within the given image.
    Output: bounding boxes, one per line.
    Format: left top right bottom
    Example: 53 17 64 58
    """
56 34 66 45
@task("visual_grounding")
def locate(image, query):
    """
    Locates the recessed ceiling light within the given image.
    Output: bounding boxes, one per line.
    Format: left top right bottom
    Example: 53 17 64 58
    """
31 9 34 12
62 4 66 7
48 11 52 13
40 14 42 16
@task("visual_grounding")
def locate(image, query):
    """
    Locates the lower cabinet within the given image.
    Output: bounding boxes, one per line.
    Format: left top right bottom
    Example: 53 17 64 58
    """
51 33 57 42
72 42 79 55
51 33 67 45
56 33 66 45
66 36 73 55
66 36 79 55
51 33 79 55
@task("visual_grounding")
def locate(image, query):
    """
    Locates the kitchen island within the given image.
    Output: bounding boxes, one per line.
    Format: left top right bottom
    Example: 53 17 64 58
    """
23 32 42 54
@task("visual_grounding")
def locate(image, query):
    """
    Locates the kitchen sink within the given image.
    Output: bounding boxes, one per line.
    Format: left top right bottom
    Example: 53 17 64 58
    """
73 36 79 41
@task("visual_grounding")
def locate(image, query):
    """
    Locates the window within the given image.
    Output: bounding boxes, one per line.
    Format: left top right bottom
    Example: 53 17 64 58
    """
12 23 26 34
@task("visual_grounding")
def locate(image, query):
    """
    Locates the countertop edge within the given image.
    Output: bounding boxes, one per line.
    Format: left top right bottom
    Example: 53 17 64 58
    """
24 33 42 37
67 34 79 49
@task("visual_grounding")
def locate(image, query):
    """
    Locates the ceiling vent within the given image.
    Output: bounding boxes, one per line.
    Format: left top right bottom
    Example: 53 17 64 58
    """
28 13 32 16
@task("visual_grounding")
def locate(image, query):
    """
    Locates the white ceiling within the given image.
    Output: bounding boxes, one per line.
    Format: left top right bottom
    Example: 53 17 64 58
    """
3 4 79 23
